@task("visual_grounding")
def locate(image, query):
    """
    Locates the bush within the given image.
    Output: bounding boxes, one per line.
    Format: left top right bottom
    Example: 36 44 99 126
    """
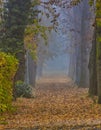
0 52 18 113
15 81 33 98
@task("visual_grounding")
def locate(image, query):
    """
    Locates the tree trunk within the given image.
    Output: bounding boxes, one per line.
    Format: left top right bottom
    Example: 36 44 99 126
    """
25 50 37 87
12 51 25 100
88 28 97 96
97 27 101 103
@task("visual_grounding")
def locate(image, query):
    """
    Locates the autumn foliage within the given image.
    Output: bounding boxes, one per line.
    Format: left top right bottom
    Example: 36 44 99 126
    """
0 52 18 113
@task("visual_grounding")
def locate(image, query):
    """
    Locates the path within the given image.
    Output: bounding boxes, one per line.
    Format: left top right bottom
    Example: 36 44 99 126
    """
1 77 101 130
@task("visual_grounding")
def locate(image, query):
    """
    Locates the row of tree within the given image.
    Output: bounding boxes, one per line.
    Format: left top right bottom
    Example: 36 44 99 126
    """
0 0 59 100
0 0 101 103
55 0 101 103
38 0 101 103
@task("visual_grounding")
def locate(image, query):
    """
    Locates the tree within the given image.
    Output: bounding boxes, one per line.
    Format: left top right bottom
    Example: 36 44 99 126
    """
86 0 101 103
0 0 31 80
88 0 97 96
96 0 101 103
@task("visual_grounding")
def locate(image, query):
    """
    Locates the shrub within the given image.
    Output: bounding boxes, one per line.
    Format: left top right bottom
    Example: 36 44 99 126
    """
15 81 33 98
0 52 18 113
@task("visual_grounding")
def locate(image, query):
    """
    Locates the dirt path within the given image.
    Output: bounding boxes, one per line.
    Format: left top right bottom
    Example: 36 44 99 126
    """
1 77 101 130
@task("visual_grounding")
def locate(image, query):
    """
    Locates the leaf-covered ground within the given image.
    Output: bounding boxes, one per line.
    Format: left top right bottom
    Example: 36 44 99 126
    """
1 77 101 130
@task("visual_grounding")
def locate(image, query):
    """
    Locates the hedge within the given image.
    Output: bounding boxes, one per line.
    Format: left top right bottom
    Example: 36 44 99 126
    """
0 52 18 113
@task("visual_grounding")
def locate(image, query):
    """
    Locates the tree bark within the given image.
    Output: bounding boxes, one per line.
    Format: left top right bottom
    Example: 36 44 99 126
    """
97 27 101 103
88 28 98 96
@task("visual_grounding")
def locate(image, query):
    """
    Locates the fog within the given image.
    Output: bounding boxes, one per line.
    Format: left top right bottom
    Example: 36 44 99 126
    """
36 6 71 79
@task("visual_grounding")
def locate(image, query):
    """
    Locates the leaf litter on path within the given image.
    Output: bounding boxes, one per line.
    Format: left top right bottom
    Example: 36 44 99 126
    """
1 77 101 130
